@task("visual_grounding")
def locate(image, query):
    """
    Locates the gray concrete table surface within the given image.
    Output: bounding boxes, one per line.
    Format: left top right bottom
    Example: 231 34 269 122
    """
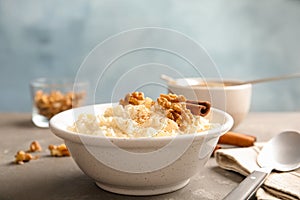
1 112 300 200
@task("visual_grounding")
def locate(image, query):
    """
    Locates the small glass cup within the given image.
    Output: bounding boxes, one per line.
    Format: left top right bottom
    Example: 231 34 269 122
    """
30 78 88 128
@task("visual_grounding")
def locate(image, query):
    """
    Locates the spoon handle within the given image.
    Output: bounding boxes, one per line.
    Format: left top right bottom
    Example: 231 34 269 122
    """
243 73 300 85
160 74 176 83
222 169 270 200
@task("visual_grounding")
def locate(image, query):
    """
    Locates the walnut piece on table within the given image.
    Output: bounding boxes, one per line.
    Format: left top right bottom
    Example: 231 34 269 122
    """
48 144 71 157
14 151 38 165
27 141 42 152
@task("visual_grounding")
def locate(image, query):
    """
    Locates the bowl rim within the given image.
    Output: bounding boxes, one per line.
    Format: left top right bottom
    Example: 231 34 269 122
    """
30 77 88 88
49 103 233 147
167 77 252 90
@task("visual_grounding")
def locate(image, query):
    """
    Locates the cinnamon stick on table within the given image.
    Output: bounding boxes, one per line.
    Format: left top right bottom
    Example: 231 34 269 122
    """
218 131 256 147
212 144 222 156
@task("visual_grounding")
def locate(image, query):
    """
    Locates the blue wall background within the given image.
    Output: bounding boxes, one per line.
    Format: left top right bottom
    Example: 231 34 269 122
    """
1 0 300 112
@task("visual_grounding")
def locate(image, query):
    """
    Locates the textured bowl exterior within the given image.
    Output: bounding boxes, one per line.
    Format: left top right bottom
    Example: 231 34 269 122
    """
50 104 233 195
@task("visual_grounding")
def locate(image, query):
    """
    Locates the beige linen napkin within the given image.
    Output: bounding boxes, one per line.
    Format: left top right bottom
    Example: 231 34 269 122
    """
215 145 300 200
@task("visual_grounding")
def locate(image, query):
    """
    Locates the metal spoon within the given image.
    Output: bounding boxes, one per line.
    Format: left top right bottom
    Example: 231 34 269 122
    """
241 73 300 85
160 74 176 84
161 73 300 86
223 130 300 200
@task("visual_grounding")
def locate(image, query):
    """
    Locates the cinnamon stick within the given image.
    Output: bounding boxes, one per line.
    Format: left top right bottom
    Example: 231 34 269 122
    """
212 144 222 156
218 131 256 147
185 100 211 117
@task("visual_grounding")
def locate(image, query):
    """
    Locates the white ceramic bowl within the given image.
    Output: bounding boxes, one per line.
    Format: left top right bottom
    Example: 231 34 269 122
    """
168 78 252 128
50 103 233 196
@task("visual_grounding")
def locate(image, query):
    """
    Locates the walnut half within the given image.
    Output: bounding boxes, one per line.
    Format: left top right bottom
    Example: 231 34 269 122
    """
48 144 71 157
157 93 186 126
27 141 42 152
15 151 38 164
119 92 154 108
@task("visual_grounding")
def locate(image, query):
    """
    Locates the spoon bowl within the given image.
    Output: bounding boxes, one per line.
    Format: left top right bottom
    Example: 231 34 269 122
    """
223 130 300 200
257 131 300 172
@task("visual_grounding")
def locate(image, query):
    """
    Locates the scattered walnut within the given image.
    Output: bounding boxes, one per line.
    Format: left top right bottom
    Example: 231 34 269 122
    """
159 93 186 103
157 93 186 126
131 91 144 101
143 97 154 109
157 96 171 109
120 92 144 106
171 103 182 113
15 151 38 165
13 141 71 165
48 144 70 157
34 90 85 119
120 92 154 108
27 141 42 152
166 109 182 125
